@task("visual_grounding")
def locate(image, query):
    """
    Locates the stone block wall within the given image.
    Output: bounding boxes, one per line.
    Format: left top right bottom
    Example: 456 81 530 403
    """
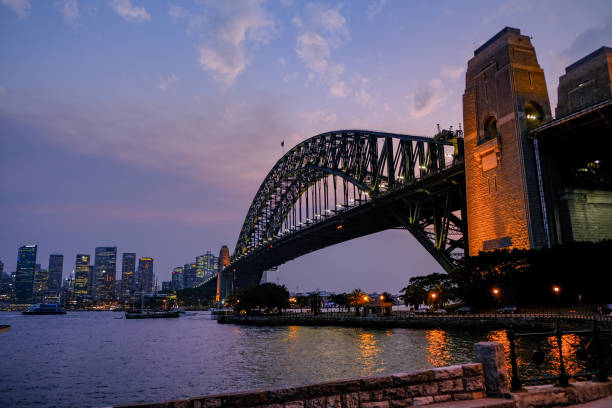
559 189 612 242
115 363 486 408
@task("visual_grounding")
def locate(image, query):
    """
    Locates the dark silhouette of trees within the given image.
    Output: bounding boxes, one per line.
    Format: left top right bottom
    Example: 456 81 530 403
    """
232 283 290 314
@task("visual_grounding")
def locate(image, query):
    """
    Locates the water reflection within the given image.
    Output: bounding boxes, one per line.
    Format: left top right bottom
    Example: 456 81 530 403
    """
357 332 383 376
426 329 451 366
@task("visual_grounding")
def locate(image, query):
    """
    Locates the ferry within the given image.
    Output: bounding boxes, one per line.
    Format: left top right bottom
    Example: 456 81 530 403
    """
22 303 67 315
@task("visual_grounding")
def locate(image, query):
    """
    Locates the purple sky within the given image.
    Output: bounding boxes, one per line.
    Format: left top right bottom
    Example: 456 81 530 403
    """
1 0 611 293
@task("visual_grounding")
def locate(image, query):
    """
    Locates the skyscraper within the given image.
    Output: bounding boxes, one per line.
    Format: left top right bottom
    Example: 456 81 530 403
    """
33 268 49 302
183 263 197 288
120 253 136 298
15 245 37 304
94 247 117 301
48 254 63 298
137 257 153 293
74 254 90 298
171 267 184 291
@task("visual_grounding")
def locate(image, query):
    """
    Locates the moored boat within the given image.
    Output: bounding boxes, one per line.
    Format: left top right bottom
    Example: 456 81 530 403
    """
125 309 180 319
22 303 66 315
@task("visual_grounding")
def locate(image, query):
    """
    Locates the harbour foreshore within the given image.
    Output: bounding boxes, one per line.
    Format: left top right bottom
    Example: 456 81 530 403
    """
113 342 612 408
216 312 612 331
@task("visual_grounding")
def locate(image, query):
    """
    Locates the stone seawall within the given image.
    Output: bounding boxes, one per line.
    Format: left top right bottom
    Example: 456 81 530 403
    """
217 314 611 331
115 363 488 408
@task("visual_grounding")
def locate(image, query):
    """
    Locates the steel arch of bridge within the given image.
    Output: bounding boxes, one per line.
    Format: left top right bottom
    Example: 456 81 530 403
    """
228 129 466 293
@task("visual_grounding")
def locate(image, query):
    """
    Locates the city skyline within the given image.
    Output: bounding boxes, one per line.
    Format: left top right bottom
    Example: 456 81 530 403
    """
1 1 611 292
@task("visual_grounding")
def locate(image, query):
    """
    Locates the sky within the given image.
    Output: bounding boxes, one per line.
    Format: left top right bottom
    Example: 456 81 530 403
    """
1 0 611 293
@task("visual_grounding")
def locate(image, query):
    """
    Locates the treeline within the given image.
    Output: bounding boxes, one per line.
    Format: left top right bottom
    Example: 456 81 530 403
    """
401 240 612 308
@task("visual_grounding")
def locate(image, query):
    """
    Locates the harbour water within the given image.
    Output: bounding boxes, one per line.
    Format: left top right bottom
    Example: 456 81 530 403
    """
0 311 586 408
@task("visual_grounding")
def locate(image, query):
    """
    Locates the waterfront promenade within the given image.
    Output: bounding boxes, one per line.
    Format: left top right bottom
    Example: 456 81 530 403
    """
217 312 612 331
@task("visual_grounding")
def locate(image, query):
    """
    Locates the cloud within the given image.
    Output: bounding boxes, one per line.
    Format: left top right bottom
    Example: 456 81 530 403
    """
293 4 349 91
277 57 286 66
282 71 298 82
196 1 276 86
296 32 331 74
2 0 31 19
482 0 531 25
411 78 447 118
560 18 612 63
108 0 150 22
168 4 205 33
301 110 337 125
367 0 389 21
155 73 179 91
441 65 465 81
329 81 347 98
0 86 5 95
352 74 371 105
55 0 79 25
0 92 296 193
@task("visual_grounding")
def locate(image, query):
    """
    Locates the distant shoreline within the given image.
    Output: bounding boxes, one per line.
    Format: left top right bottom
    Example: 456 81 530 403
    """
218 313 612 331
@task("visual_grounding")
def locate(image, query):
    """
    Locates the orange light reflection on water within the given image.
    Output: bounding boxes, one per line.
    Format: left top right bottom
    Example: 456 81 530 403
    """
546 334 584 378
357 332 383 376
426 329 451 367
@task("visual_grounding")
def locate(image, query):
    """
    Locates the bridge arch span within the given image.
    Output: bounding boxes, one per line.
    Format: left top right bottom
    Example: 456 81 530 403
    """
223 129 466 297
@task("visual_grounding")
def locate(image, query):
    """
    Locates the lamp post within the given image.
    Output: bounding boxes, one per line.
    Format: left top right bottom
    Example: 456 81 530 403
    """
492 287 501 313
553 285 561 316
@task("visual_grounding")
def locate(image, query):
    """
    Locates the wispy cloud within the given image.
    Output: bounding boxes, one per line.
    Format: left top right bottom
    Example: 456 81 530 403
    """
108 0 150 23
2 0 31 19
155 73 179 91
367 0 389 21
411 78 448 118
168 4 206 33
54 0 79 25
560 18 612 63
293 4 349 95
301 110 337 126
441 65 465 81
195 1 276 86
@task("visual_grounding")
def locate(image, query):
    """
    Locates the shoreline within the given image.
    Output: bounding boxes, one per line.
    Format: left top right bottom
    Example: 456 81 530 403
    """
217 313 612 331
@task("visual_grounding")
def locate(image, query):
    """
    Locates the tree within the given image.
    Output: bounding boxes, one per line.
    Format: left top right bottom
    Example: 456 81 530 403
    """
348 288 367 316
233 283 290 314
329 293 350 311
308 291 322 315
399 284 427 308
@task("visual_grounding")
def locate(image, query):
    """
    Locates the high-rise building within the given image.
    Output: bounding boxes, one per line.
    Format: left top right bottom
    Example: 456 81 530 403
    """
94 247 117 301
48 254 63 298
74 254 90 298
0 260 4 277
171 267 184 291
120 253 136 298
15 245 37 304
137 257 154 293
161 281 172 293
183 263 197 288
33 268 49 302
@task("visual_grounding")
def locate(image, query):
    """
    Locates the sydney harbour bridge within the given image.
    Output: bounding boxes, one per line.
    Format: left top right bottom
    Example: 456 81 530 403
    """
201 128 467 299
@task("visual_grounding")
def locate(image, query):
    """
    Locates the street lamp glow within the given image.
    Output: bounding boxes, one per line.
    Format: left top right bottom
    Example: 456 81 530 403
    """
430 293 437 300
492 288 500 296
553 285 561 294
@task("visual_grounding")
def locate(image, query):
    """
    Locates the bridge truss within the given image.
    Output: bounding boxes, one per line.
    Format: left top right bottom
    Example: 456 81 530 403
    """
225 130 466 295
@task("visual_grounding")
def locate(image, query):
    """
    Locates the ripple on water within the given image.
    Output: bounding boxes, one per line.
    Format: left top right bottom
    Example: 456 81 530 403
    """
1 312 588 408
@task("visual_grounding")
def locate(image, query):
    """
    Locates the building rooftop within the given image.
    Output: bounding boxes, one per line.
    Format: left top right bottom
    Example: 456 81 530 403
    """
474 27 521 56
565 46 612 73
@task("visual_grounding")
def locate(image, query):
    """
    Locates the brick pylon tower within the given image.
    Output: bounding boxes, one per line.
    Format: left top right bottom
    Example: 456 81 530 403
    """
463 27 552 255
216 245 230 302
